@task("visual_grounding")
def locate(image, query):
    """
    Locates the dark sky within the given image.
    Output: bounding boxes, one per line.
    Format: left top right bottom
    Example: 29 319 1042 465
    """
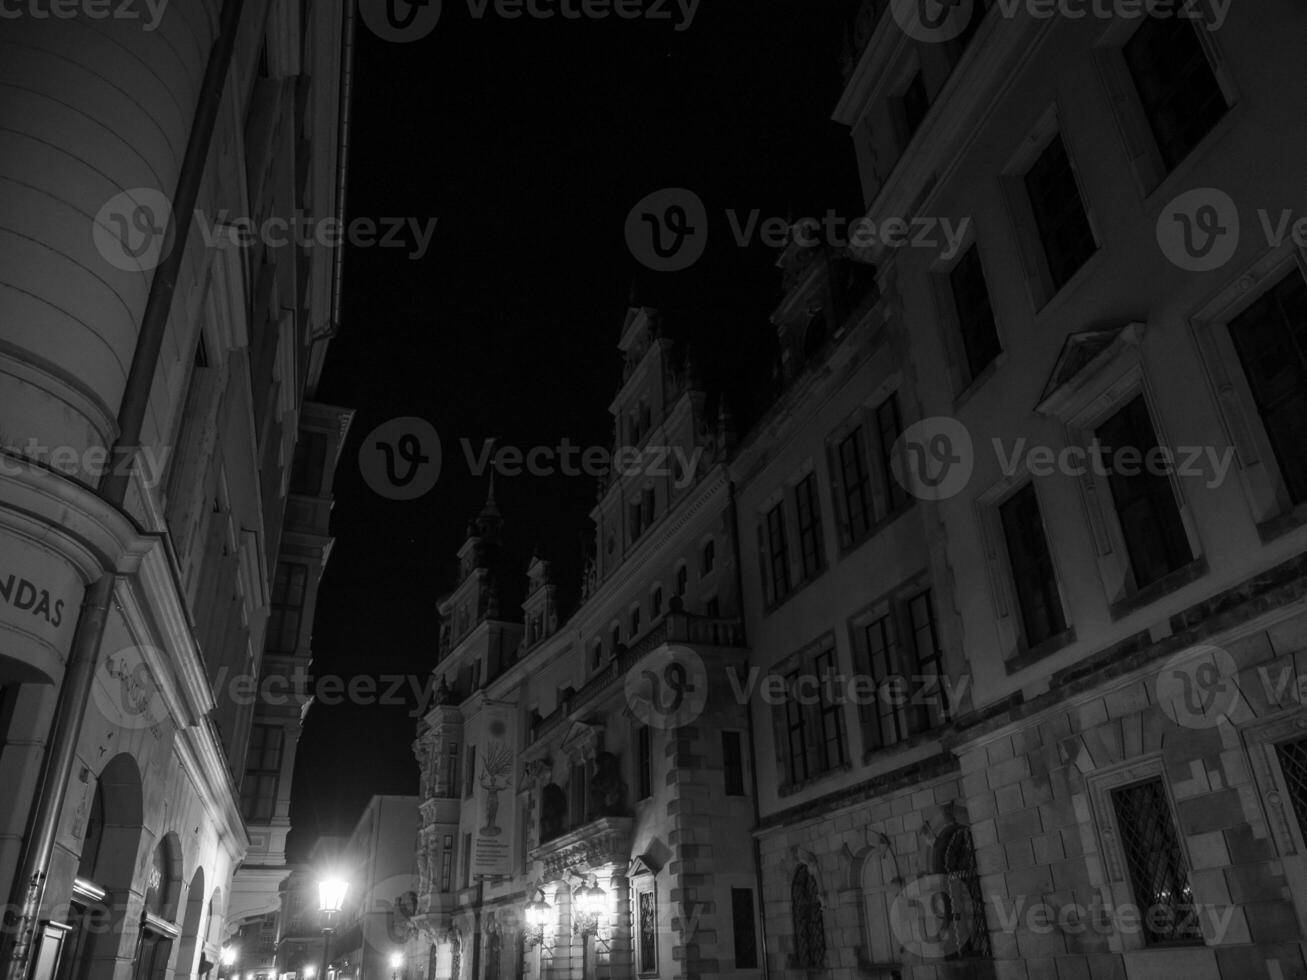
287 0 862 860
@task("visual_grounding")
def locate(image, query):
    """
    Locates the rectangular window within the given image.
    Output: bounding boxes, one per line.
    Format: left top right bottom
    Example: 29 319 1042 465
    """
637 725 653 800
446 742 460 797
571 763 588 826
731 889 758 969
1024 134 1096 291
462 832 473 887
856 589 951 753
439 835 453 892
765 502 791 603
999 483 1067 646
266 562 308 653
464 745 476 799
950 245 1001 379
814 649 848 771
1111 778 1201 945
795 472 824 579
1275 737 1307 841
240 724 284 823
1228 271 1307 505
875 394 908 512
1123 16 1228 171
784 670 810 784
289 432 327 495
722 731 745 797
837 428 872 543
637 887 657 974
1096 395 1193 590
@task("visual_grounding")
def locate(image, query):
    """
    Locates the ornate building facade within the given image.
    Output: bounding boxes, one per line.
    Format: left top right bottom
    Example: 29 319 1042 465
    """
0 2 354 979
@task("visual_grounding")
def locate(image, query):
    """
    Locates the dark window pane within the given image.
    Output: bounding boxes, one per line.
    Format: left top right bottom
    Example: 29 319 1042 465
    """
1111 778 1202 945
723 731 745 796
1096 395 1193 589
289 432 327 495
897 72 930 145
1228 272 1307 504
791 867 826 968
838 428 873 542
795 472 825 578
1000 483 1067 646
876 395 908 512
950 245 1001 378
731 889 758 969
1123 16 1228 171
767 503 791 600
1025 135 1096 290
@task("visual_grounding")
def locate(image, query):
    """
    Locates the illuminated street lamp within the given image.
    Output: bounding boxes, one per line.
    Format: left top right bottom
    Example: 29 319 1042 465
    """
523 889 552 949
318 877 349 980
303 967 317 979
389 952 403 980
573 878 606 938
220 946 237 978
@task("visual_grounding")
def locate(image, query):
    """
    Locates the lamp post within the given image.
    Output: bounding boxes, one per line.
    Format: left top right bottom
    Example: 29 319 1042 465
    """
220 945 237 980
389 952 403 980
318 878 349 980
572 879 606 980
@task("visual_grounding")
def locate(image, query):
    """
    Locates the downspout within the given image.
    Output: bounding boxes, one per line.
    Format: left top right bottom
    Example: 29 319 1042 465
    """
319 0 356 345
1 1 249 976
726 479 771 980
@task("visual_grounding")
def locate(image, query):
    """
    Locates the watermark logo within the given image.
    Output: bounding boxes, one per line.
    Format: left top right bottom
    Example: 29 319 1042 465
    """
625 644 708 730
891 0 975 43
889 874 975 959
360 0 443 41
1156 187 1239 272
359 417 443 501
891 417 974 502
1155 643 1240 729
625 188 708 272
994 0 1230 31
0 0 170 30
93 188 175 273
194 211 438 260
93 645 166 732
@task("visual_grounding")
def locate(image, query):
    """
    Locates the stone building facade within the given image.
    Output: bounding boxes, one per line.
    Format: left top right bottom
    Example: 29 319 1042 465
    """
0 3 353 979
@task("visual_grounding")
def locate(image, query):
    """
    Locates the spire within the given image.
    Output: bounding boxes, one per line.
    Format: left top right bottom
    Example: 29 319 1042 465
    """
467 462 503 542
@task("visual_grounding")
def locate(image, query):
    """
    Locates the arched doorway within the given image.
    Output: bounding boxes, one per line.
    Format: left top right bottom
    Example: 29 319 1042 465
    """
62 753 146 980
134 833 183 980
173 867 207 980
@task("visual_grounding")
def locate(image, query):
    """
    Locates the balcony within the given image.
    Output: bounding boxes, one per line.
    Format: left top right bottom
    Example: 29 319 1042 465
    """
528 816 634 880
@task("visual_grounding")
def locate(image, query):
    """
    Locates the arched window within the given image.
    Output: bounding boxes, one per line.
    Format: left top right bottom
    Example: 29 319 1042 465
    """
935 824 991 959
790 865 825 968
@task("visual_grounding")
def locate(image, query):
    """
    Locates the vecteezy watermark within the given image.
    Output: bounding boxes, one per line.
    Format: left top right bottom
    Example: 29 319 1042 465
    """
92 190 437 272
726 667 969 711
985 891 1234 943
1155 644 1241 729
359 0 700 41
626 645 709 730
358 418 706 500
194 211 438 261
624 188 969 271
625 188 710 272
889 874 976 958
0 0 170 30
0 439 171 488
889 416 1237 502
891 0 1229 43
1158 189 1307 272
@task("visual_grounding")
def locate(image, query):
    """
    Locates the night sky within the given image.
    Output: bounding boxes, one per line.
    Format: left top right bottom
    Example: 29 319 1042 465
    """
286 0 863 860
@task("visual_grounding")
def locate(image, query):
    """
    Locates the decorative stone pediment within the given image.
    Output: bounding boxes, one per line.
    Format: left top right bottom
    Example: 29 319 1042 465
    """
519 756 553 792
528 816 633 880
628 852 662 878
559 721 603 764
1036 322 1144 418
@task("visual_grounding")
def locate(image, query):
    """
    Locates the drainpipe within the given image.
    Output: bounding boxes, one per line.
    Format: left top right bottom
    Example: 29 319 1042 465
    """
1 2 248 976
726 480 771 980
322 0 357 344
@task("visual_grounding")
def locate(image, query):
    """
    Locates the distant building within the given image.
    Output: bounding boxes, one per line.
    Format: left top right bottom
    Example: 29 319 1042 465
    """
0 4 353 980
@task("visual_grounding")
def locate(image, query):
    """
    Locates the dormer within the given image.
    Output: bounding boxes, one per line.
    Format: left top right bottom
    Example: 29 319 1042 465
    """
521 551 560 651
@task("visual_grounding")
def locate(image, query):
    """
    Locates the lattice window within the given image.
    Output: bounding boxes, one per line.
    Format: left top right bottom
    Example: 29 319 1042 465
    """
791 865 826 968
637 887 657 973
937 825 992 959
485 929 501 980
1276 736 1307 839
1111 778 1201 944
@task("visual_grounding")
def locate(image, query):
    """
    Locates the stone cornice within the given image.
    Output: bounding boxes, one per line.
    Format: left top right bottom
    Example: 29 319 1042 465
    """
527 817 633 880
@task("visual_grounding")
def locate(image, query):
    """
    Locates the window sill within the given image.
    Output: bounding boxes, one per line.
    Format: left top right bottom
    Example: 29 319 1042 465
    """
1108 556 1210 621
1004 627 1078 676
860 722 948 766
837 500 916 560
1257 500 1307 545
777 760 854 799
